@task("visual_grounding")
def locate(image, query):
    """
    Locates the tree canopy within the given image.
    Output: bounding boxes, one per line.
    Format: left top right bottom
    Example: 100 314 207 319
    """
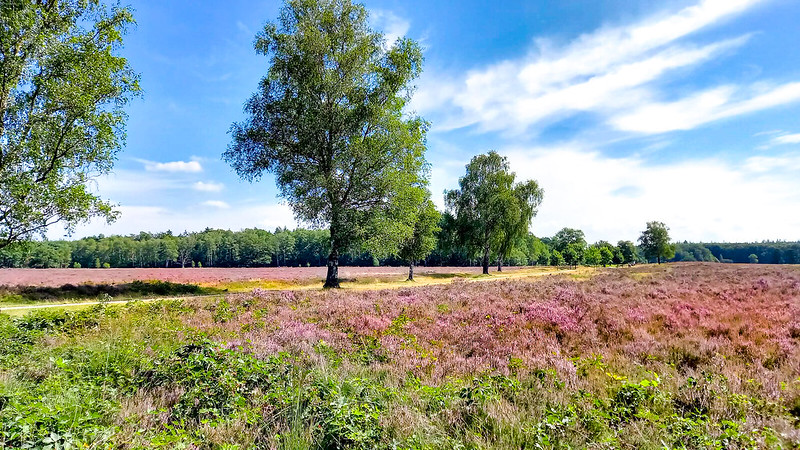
0 0 140 249
224 0 429 287
445 151 543 274
616 240 638 264
639 221 676 264
397 193 440 281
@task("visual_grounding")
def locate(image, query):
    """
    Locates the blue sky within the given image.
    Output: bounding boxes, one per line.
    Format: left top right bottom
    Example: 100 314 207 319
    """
62 0 800 243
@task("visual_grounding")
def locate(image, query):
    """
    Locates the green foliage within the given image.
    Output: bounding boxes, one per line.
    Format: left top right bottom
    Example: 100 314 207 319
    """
10 227 800 269
616 240 638 264
445 151 543 273
562 244 583 266
398 194 441 277
584 246 602 266
639 221 676 264
599 246 614 267
0 288 797 449
550 249 566 266
0 0 140 248
672 242 719 263
224 0 429 287
552 228 587 254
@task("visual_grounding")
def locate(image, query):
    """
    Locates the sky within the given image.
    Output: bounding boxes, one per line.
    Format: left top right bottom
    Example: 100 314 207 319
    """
59 0 800 243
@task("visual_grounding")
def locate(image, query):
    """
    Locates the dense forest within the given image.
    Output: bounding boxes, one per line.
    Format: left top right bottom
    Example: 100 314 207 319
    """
672 242 800 264
2 221 796 269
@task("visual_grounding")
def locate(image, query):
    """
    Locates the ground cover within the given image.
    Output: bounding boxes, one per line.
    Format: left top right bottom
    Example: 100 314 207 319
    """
0 266 531 288
0 263 798 448
0 266 554 311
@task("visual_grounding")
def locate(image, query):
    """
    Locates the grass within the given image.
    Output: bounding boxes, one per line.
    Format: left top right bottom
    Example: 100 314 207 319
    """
1 263 798 448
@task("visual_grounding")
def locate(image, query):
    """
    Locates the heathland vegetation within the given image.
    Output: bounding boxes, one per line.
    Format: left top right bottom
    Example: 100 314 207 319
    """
1 0 799 448
2 264 800 448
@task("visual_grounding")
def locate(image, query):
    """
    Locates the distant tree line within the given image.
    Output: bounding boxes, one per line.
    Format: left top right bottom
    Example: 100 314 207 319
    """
671 242 800 265
0 221 778 269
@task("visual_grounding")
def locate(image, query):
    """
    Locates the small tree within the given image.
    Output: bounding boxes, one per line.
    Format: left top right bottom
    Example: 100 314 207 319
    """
550 250 565 266
398 195 440 281
562 244 582 267
638 221 675 264
224 0 428 288
494 180 544 272
584 246 601 266
552 228 587 252
552 228 586 265
445 151 543 274
748 254 759 264
599 246 614 267
617 240 638 265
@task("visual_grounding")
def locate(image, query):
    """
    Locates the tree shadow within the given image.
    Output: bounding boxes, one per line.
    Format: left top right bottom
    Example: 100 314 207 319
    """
0 280 219 303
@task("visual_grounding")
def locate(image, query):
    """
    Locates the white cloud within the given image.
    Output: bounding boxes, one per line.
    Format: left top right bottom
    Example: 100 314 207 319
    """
193 181 225 192
612 82 800 133
412 0 784 134
87 169 184 196
480 145 800 243
772 133 800 145
137 159 204 173
369 10 410 48
202 200 231 209
743 153 800 173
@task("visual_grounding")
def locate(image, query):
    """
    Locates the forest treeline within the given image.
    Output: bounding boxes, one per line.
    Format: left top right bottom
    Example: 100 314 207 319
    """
2 223 796 269
672 242 800 264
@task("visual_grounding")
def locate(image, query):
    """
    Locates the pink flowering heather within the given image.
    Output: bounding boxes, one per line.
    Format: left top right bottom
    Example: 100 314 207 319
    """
179 263 800 389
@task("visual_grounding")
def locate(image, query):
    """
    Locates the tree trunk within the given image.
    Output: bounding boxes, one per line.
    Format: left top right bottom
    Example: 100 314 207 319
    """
324 248 340 288
482 245 490 275
407 262 414 281
497 256 503 272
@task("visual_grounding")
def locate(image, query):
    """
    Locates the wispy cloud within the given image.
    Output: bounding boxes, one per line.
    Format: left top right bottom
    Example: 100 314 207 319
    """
193 181 225 192
743 153 800 173
202 200 231 209
369 9 410 48
611 82 800 133
772 133 800 145
413 0 783 135
136 159 204 173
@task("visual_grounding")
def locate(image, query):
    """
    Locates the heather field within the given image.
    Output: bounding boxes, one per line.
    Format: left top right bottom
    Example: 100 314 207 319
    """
0 266 528 288
2 263 800 448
